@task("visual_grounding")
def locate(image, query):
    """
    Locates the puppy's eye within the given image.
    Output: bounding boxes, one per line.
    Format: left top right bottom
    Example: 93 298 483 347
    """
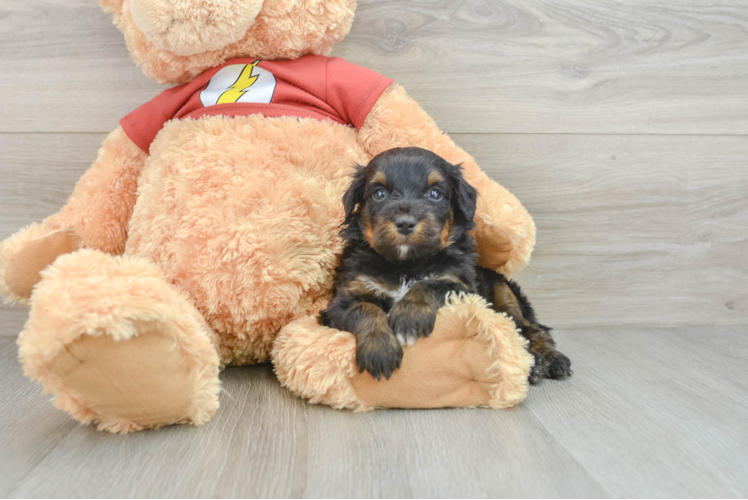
427 188 443 201
372 188 388 202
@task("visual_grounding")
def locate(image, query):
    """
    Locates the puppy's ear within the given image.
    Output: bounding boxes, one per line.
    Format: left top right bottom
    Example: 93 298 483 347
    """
448 163 477 224
343 164 367 223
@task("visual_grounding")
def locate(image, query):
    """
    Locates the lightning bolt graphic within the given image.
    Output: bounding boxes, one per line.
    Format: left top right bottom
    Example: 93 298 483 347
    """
217 61 260 104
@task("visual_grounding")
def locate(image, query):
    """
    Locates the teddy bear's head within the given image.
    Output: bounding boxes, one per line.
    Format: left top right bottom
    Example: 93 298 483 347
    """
100 0 357 85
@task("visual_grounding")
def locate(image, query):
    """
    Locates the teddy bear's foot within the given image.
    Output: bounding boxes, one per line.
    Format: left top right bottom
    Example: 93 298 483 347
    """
272 293 535 411
17 249 221 433
0 223 81 303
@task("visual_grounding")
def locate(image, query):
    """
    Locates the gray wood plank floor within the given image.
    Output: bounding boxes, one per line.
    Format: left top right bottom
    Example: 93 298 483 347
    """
2 328 747 498
1 0 747 497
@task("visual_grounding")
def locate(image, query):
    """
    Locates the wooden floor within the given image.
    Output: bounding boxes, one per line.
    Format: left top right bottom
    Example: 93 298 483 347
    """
1 0 747 497
2 328 748 498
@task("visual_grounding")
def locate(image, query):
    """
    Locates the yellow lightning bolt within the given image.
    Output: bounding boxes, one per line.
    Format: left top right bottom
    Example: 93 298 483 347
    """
217 61 260 104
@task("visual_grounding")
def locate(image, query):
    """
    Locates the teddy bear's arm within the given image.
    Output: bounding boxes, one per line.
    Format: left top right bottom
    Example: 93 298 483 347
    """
1 127 146 302
44 127 147 251
357 84 536 275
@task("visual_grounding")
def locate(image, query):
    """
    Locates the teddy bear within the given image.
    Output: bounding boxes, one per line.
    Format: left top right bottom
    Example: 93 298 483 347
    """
0 0 537 433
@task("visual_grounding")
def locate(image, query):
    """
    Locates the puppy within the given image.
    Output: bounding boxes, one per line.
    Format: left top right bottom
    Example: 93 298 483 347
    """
319 147 571 384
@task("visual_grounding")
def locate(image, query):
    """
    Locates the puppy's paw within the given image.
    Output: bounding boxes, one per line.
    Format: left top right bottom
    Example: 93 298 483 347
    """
356 331 403 381
388 300 437 346
548 350 572 380
528 350 572 384
529 352 549 385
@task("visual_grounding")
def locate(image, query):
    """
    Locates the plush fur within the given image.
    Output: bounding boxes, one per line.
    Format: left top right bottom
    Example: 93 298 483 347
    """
107 0 357 84
126 115 364 365
1 0 541 432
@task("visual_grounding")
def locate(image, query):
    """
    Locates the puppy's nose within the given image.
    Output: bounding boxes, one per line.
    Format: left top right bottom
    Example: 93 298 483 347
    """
395 215 418 235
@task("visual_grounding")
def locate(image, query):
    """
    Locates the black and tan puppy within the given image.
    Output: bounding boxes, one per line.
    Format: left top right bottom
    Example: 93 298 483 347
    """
320 147 571 384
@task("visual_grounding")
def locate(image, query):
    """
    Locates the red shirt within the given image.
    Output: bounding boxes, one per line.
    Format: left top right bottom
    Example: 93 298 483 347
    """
121 55 395 154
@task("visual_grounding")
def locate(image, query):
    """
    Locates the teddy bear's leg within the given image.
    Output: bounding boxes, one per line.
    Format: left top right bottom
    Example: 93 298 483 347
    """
272 293 534 410
1 127 147 304
358 84 536 275
17 248 221 433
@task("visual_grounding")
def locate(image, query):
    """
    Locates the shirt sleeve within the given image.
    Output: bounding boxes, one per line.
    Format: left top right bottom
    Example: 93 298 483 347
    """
325 57 395 130
120 84 192 154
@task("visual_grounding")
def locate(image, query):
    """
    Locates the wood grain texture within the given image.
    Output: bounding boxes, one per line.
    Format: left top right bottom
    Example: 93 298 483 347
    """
462 133 748 328
2 133 746 332
8 364 308 498
340 0 748 134
302 403 606 498
0 0 162 134
0 133 105 338
0 133 106 242
1 328 747 498
1 0 748 134
0 304 28 337
0 337 78 498
528 326 748 497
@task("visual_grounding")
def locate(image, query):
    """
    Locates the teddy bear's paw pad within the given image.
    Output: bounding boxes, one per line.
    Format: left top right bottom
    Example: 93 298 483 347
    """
352 294 534 410
46 323 216 433
2 226 80 301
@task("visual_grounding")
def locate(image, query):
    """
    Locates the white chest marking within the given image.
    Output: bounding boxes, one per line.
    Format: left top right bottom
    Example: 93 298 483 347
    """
398 245 409 260
358 275 448 303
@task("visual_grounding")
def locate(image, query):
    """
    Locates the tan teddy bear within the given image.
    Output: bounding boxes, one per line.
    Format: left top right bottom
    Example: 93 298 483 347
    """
0 0 536 433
